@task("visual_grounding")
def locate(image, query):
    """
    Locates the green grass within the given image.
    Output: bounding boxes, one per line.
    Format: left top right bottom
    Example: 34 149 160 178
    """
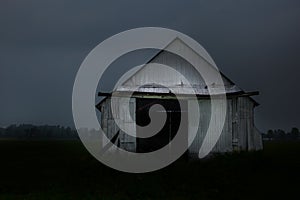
0 139 299 199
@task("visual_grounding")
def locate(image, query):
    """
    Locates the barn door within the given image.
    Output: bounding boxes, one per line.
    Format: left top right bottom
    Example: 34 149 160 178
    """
136 98 188 155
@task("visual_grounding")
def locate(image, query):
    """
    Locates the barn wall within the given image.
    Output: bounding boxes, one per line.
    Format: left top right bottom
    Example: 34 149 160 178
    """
235 97 263 151
99 95 262 157
212 99 233 153
188 99 233 157
100 97 136 152
188 96 262 158
188 99 209 157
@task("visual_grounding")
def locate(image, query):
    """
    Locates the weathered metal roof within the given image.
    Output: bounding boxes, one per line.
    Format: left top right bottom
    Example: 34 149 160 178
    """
98 37 259 105
114 38 243 95
117 84 242 95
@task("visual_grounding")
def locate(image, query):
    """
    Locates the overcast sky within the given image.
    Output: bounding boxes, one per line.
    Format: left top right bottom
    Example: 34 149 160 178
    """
0 0 299 132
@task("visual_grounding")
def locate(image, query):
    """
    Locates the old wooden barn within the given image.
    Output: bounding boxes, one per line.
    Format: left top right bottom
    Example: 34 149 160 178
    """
96 38 263 158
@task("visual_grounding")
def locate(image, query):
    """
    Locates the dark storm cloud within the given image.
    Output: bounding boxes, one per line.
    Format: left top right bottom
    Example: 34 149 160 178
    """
0 0 300 131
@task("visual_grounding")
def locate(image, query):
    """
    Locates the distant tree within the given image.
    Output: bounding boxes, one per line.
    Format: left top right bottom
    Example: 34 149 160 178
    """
273 129 286 140
278 129 286 139
66 127 72 137
6 124 17 137
290 127 299 140
0 124 78 139
267 130 274 140
0 128 4 137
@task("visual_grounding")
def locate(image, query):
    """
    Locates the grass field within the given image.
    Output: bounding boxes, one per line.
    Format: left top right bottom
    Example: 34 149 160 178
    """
0 139 299 199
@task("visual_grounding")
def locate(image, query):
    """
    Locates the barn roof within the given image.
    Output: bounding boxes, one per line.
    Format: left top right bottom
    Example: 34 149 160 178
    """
98 37 259 105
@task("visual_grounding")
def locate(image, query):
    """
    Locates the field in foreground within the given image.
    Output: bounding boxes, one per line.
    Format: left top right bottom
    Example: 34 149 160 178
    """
0 140 299 199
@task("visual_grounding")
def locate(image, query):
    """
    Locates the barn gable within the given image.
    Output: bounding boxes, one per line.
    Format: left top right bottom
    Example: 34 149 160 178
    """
115 38 243 96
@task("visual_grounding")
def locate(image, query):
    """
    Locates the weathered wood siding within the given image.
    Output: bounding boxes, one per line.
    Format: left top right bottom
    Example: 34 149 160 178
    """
235 97 263 151
188 97 262 157
212 99 233 153
100 96 262 157
100 97 136 152
188 99 233 157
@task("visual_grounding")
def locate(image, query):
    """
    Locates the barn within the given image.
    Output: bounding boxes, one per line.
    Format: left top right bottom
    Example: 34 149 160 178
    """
96 38 263 159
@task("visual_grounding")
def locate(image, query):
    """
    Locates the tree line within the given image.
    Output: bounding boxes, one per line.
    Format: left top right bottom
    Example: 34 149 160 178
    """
262 127 300 140
1 124 299 141
0 124 78 139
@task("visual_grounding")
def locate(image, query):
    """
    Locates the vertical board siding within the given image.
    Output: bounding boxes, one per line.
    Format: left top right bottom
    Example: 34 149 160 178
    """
188 99 232 157
188 97 262 157
100 96 262 157
236 97 263 151
232 97 239 150
100 97 136 152
188 99 210 158
212 99 233 153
